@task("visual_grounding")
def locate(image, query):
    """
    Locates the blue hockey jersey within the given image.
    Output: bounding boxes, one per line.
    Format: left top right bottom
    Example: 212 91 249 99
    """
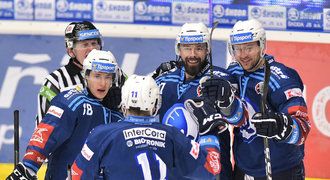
72 116 221 179
155 65 237 180
227 55 311 177
22 87 123 179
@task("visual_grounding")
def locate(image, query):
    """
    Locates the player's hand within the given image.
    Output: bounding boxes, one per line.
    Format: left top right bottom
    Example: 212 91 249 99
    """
6 162 37 180
152 60 179 79
251 110 293 141
199 77 235 108
184 98 228 135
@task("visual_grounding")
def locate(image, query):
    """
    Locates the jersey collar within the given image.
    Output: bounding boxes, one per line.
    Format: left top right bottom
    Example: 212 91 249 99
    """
125 115 159 124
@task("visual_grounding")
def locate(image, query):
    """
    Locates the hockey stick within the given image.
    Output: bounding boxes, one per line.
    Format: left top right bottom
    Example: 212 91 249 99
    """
208 10 221 178
209 21 219 78
67 164 72 180
14 110 19 166
260 59 272 180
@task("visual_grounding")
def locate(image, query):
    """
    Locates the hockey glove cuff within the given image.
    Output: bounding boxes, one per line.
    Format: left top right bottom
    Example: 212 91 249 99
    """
184 98 228 136
251 110 293 141
6 162 37 180
199 77 235 109
152 60 178 79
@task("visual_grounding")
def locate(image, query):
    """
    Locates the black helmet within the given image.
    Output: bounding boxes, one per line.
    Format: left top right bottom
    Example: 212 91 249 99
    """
64 21 103 49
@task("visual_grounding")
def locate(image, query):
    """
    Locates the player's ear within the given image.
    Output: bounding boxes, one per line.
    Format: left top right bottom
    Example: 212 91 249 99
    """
67 48 76 58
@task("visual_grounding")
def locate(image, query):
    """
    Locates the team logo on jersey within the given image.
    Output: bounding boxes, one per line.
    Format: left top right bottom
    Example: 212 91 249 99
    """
255 82 263 95
47 105 64 118
284 88 303 100
29 123 54 149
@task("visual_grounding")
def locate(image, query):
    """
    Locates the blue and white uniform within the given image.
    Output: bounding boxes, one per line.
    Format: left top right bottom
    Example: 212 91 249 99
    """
72 115 221 179
228 55 311 177
155 64 237 180
22 87 123 179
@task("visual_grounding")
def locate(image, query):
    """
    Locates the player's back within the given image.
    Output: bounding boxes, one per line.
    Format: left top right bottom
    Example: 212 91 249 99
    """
73 117 215 179
96 121 178 179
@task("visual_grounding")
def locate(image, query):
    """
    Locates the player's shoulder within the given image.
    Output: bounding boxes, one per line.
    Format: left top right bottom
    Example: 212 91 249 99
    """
212 65 233 78
92 121 146 139
52 87 91 107
86 123 119 144
267 56 303 86
155 68 181 84
227 61 243 74
257 55 304 95
109 110 124 122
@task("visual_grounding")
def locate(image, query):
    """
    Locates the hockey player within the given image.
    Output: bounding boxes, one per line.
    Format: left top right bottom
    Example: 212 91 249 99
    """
7 50 124 180
155 22 247 180
71 75 223 179
202 19 311 179
36 21 125 124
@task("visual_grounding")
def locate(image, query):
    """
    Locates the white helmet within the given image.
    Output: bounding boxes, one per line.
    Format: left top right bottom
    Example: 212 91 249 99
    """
228 19 266 57
175 22 211 55
83 49 119 84
121 75 161 116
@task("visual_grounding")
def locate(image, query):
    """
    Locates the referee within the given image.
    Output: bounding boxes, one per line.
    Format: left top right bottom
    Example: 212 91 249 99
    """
36 21 126 124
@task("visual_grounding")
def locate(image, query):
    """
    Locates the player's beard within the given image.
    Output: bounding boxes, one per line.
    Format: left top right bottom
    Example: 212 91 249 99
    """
183 57 206 77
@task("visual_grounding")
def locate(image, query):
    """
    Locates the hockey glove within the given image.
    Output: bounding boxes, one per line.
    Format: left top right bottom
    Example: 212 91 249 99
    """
6 162 37 180
251 110 293 141
200 77 235 108
103 86 122 111
152 60 179 79
184 98 228 135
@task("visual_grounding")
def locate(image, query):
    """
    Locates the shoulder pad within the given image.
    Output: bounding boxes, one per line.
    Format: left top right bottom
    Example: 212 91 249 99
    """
63 88 82 99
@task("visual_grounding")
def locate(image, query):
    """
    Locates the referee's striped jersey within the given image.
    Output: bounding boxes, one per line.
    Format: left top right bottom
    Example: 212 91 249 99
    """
37 59 84 123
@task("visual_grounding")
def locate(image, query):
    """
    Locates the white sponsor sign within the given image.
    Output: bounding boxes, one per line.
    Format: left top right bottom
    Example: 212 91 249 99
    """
35 0 55 20
323 9 330 31
94 0 133 22
14 0 33 20
248 5 286 29
172 2 209 25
